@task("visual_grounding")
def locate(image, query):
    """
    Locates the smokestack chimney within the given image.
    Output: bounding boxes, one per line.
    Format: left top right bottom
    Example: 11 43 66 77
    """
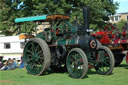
83 7 90 33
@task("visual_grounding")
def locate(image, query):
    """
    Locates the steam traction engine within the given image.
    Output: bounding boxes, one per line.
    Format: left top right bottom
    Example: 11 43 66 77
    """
92 24 128 66
15 7 115 79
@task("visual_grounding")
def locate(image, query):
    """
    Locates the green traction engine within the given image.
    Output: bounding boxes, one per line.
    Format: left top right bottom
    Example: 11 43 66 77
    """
15 7 115 79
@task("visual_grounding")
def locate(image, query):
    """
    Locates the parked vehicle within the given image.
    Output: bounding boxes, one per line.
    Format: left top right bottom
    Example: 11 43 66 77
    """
0 35 25 60
15 7 115 79
92 23 128 66
126 55 128 64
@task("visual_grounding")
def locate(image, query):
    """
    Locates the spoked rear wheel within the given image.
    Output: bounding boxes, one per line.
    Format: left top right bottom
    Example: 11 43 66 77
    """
23 38 51 75
66 48 88 79
95 46 115 75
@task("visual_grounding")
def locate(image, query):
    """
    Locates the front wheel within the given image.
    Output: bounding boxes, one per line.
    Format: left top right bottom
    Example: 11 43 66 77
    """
94 46 115 75
23 38 51 75
66 48 88 79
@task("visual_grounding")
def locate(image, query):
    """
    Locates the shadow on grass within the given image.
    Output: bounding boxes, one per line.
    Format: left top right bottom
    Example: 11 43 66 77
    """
88 68 114 76
46 70 89 79
26 69 56 76
26 67 115 78
45 68 114 77
68 74 88 79
19 75 25 78
87 69 97 75
117 64 128 69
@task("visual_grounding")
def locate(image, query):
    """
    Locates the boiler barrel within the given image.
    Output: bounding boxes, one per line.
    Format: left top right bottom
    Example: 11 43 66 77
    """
56 35 97 51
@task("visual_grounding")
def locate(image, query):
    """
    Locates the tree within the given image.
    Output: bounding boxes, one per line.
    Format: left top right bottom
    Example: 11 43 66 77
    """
0 0 23 35
0 0 119 35
22 0 119 30
115 20 127 31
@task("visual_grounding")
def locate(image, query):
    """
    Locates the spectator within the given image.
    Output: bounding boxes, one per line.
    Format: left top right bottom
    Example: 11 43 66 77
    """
7 58 14 70
0 58 17 70
0 56 4 69
13 58 17 68
0 59 10 70
19 57 24 68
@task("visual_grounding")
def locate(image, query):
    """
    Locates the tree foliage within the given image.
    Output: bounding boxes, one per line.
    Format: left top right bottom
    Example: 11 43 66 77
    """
0 0 23 35
115 20 127 31
0 0 119 35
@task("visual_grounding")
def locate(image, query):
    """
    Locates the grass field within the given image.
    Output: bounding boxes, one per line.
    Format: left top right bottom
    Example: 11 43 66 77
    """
0 61 128 85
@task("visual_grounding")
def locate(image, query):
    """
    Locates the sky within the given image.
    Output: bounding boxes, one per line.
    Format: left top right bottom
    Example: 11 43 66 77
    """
114 0 128 13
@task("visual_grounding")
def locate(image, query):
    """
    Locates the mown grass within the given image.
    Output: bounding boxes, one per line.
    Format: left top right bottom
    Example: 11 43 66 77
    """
0 61 128 85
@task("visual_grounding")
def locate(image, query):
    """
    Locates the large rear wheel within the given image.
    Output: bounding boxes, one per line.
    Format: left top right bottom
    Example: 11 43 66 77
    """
66 48 88 79
23 38 51 75
95 46 115 75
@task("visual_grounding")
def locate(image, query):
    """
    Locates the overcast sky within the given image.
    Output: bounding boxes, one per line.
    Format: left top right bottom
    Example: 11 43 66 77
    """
114 0 128 13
